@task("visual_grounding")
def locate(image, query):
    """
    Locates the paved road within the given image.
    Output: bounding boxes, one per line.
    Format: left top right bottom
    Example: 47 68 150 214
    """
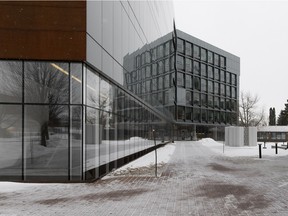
1 141 288 215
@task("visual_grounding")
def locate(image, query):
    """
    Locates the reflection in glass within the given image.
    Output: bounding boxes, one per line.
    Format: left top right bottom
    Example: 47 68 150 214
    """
0 61 22 103
24 62 69 104
0 105 22 180
71 63 82 104
193 61 200 75
24 105 68 180
71 106 82 180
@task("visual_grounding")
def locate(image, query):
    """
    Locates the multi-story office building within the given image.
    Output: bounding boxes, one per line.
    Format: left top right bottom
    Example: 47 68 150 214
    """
0 1 174 182
124 30 240 140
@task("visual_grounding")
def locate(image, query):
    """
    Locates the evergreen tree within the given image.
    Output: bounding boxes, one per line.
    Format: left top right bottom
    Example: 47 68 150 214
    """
277 101 288 125
269 107 276 125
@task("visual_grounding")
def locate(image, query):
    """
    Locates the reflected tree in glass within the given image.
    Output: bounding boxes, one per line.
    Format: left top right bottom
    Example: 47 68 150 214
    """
24 62 69 147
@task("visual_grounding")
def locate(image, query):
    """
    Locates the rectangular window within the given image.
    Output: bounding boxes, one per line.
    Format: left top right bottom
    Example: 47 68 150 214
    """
177 39 184 54
164 58 170 72
232 87 236 99
220 70 225 82
214 97 220 108
226 72 230 84
214 82 219 95
220 56 225 68
186 91 192 105
193 108 201 122
177 72 185 87
176 55 184 71
164 74 170 89
201 63 207 77
201 79 207 92
152 63 157 76
208 66 213 79
208 95 213 107
158 60 164 74
193 77 200 91
201 48 207 61
208 51 213 64
152 79 157 91
165 41 170 56
71 63 82 104
214 54 219 66
193 61 200 75
158 45 164 59
146 65 151 78
220 98 225 109
158 77 163 90
186 107 192 121
170 56 175 71
201 94 207 107
214 68 219 81
152 48 157 61
226 86 231 98
193 92 200 106
185 42 192 56
193 45 200 59
220 84 225 96
186 75 193 89
201 109 207 122
146 51 151 64
185 58 192 72
208 80 213 93
177 106 185 120
208 110 214 122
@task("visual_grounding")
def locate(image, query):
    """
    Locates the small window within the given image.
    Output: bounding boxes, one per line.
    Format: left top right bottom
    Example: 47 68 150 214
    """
193 45 200 59
208 51 213 64
193 61 200 75
201 48 207 61
185 58 192 72
177 39 184 54
185 42 192 56
214 54 219 66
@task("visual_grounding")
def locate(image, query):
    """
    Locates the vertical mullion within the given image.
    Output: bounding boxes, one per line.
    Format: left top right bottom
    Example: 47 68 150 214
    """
68 63 71 181
22 60 25 181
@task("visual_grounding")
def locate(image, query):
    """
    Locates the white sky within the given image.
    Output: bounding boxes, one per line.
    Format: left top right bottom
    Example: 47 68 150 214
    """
174 0 288 118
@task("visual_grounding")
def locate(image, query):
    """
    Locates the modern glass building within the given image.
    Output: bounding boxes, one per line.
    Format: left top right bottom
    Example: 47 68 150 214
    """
124 29 240 140
0 1 174 182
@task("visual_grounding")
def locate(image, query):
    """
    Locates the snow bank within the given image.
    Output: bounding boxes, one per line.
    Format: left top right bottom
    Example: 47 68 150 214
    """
200 138 288 157
0 182 42 193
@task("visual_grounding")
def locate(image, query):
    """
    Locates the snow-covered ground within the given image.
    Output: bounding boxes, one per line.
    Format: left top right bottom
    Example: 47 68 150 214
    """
1 138 287 192
200 138 288 157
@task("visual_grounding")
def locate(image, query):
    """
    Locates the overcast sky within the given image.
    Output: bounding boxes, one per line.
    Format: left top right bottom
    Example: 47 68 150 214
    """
174 0 288 118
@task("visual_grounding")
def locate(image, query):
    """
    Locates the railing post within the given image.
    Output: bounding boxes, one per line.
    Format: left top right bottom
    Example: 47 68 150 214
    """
153 129 157 178
258 144 262 158
275 143 278 154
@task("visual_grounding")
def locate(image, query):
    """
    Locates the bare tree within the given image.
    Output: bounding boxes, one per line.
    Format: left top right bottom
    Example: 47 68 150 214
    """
239 91 266 127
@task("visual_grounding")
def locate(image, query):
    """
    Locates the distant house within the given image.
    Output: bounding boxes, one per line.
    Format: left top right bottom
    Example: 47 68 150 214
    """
257 126 288 142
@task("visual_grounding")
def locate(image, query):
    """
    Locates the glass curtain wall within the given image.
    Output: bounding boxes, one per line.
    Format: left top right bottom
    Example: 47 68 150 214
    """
0 60 171 182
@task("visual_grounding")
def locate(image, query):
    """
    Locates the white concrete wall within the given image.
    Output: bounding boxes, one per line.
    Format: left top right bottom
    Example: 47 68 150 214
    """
225 126 244 147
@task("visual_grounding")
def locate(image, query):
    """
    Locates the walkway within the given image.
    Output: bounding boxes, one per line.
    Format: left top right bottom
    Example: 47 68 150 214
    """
1 141 288 215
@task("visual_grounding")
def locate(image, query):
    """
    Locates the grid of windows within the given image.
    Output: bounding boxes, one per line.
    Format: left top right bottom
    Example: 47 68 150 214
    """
125 35 238 125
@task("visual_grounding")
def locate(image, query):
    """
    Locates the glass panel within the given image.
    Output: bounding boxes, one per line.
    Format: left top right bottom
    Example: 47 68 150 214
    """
100 110 110 165
214 54 219 66
177 106 185 120
193 92 200 106
220 98 225 109
220 70 225 82
164 58 170 72
24 105 68 180
201 48 207 61
146 65 151 78
70 106 82 180
158 45 164 58
185 42 192 56
170 56 175 71
208 51 213 64
186 75 192 89
164 41 170 56
214 82 219 95
208 95 213 107
193 45 200 59
0 105 22 180
158 60 164 74
194 77 200 91
152 63 157 76
220 84 225 96
71 63 82 104
25 62 69 104
208 66 213 79
100 79 111 112
201 64 207 77
226 86 231 98
201 79 207 92
193 61 200 75
201 94 207 107
177 38 184 54
226 72 231 84
0 61 22 103
86 68 100 107
208 81 213 93
176 55 184 71
164 74 170 89
85 107 100 174
185 107 192 120
185 58 192 72
186 91 192 105
214 68 219 81
208 110 214 122
214 97 220 108
177 73 184 87
193 108 200 122
220 56 225 68
201 109 207 122
158 77 163 90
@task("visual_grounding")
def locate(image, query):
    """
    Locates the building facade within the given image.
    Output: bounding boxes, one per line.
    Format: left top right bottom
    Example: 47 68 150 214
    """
0 1 174 182
124 30 240 140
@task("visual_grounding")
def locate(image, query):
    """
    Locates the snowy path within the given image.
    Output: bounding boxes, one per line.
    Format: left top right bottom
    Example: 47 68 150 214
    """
0 141 288 215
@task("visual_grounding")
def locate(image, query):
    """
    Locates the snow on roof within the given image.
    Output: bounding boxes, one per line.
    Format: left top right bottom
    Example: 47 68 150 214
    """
258 126 288 132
